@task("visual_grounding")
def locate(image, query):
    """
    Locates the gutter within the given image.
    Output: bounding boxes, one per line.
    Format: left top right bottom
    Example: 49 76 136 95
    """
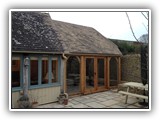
12 51 63 55
62 53 67 59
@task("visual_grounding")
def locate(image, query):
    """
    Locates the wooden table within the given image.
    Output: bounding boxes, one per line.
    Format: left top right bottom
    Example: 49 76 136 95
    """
122 82 148 90
118 82 148 104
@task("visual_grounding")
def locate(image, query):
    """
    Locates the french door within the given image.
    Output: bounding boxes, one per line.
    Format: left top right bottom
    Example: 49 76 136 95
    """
84 57 107 93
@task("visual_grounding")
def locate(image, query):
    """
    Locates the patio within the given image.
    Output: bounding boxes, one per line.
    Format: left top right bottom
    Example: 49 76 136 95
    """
35 89 148 109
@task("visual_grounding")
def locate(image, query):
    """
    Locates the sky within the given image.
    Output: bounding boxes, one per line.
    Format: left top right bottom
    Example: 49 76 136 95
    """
49 11 148 41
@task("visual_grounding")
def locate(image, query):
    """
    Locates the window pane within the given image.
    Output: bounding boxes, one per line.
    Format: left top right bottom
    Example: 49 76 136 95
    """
30 58 38 85
110 58 118 86
12 59 20 87
66 56 80 94
86 58 94 89
52 60 58 83
42 58 48 84
98 59 105 87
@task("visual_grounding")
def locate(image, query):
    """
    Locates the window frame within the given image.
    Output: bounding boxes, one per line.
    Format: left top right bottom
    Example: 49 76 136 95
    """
12 54 61 91
51 58 58 83
11 55 23 91
29 56 39 86
28 55 60 89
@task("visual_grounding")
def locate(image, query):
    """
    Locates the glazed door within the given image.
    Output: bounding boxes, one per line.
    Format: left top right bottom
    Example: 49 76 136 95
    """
85 57 106 93
97 58 106 89
85 58 95 91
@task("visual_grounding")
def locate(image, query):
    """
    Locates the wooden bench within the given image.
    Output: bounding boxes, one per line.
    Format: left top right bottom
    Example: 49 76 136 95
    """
118 82 148 104
118 90 148 104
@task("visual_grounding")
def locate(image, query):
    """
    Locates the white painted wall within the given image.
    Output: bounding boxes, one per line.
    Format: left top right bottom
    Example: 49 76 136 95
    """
12 86 60 108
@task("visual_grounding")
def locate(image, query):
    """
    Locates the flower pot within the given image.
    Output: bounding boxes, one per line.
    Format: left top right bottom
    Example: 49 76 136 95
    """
32 102 39 108
63 99 68 105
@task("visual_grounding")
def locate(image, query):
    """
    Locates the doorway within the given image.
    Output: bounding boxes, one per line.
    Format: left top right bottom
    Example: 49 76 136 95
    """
85 57 106 93
109 57 118 86
66 56 80 95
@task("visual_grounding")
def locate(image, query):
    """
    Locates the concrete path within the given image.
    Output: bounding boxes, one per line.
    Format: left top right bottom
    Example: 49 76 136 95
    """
35 89 148 109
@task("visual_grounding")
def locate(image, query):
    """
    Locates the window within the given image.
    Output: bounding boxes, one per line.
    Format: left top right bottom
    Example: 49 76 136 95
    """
42 57 49 84
98 59 105 87
52 59 58 83
12 57 21 87
30 57 38 85
30 56 58 85
86 58 94 89
12 55 59 89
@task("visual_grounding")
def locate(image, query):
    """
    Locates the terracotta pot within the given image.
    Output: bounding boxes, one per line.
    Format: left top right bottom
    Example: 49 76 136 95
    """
63 99 68 105
32 102 39 108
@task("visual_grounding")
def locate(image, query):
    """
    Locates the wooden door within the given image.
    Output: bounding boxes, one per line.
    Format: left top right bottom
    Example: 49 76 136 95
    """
85 57 95 93
97 57 106 90
84 57 107 94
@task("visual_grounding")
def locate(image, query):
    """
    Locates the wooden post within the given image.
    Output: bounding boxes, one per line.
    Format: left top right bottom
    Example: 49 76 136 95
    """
106 57 111 89
104 57 107 88
125 87 129 104
94 57 98 90
80 56 85 93
118 57 121 84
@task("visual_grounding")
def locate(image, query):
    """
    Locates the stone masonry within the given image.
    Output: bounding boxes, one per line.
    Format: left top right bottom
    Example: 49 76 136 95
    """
121 54 141 83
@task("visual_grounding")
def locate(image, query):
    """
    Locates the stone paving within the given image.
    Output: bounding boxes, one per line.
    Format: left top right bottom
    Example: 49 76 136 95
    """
35 89 148 109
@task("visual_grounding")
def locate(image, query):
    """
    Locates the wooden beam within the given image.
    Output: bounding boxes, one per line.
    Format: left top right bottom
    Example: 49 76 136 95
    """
94 57 98 90
106 57 111 89
108 57 111 62
80 56 85 93
118 57 121 84
115 57 119 63
104 57 107 88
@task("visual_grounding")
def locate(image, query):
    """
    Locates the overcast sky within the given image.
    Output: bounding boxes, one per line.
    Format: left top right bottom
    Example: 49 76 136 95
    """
49 11 148 41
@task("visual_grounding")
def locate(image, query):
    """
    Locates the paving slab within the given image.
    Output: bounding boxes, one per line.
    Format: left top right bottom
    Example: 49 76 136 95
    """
114 96 124 101
73 96 86 101
126 98 139 104
86 102 106 108
126 105 139 108
103 95 116 100
69 100 80 105
101 99 119 107
92 94 107 98
95 97 107 102
51 104 65 108
78 98 98 103
110 104 126 108
71 103 89 108
35 89 149 109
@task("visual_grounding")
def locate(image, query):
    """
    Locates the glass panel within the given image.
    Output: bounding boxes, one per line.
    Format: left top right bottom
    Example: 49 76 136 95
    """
30 58 38 85
110 58 118 86
12 59 20 87
86 58 94 89
98 59 105 87
66 56 80 94
52 60 57 83
42 58 48 84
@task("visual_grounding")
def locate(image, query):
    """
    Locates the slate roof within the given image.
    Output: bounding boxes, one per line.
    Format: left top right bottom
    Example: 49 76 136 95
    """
12 12 122 55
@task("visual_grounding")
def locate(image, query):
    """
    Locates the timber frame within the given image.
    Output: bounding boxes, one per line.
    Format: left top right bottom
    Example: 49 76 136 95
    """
64 55 121 95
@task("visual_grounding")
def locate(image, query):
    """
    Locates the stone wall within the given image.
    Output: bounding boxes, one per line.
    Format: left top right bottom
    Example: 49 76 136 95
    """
121 54 141 83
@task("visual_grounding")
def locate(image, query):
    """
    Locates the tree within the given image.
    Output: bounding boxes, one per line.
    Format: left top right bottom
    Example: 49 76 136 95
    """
139 34 148 44
125 12 149 106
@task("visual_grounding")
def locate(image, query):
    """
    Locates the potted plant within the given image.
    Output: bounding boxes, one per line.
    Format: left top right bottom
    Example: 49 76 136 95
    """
17 94 32 108
30 96 39 108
